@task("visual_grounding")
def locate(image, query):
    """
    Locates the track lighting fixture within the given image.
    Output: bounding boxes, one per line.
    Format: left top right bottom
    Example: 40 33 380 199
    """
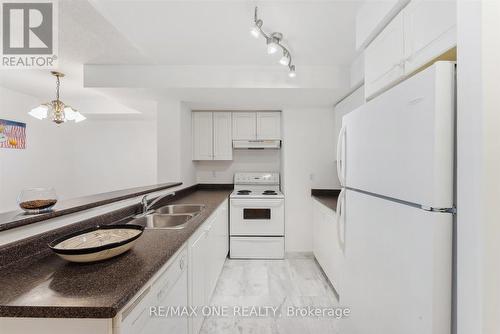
250 7 296 77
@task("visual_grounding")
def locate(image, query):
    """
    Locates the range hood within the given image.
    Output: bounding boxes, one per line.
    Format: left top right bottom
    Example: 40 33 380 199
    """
233 140 281 150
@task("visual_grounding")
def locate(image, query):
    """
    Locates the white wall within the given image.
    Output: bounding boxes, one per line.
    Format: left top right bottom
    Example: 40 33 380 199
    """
0 86 158 212
0 87 75 211
70 116 157 197
281 107 336 252
157 99 196 187
457 1 500 333
195 150 281 183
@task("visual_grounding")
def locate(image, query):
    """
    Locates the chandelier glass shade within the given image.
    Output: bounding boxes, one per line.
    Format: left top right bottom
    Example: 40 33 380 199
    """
29 71 86 124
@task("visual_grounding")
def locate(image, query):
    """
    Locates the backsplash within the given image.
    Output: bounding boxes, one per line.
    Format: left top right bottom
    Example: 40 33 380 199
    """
195 149 281 183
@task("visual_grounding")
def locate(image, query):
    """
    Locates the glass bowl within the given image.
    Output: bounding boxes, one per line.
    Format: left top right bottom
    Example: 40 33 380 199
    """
17 187 58 214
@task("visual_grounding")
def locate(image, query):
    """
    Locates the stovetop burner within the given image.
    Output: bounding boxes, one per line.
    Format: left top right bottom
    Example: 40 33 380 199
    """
231 188 283 199
262 190 278 195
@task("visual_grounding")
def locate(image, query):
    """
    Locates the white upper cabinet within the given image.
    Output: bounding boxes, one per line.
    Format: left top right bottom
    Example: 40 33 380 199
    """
365 12 405 100
232 112 256 140
193 111 281 160
192 112 214 160
256 112 281 140
403 0 456 74
364 0 456 100
192 112 232 161
350 52 365 89
232 112 281 140
356 0 410 50
213 112 233 160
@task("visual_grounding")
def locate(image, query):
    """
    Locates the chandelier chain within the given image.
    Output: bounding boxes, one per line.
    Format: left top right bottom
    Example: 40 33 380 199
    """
55 75 60 101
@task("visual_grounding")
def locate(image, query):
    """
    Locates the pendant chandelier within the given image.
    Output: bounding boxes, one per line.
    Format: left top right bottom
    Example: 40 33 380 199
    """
29 71 85 124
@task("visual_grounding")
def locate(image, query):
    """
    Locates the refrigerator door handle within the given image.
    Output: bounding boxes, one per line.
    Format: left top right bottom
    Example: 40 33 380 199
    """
336 125 346 186
336 188 346 253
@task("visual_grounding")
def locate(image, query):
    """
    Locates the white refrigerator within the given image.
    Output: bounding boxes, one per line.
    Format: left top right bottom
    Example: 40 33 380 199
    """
336 61 454 334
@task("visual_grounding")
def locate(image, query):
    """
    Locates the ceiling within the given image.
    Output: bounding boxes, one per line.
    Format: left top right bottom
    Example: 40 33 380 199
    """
89 0 360 66
0 0 364 112
0 0 148 114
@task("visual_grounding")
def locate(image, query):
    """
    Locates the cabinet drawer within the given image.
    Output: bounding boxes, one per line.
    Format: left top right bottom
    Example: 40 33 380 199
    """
230 237 284 259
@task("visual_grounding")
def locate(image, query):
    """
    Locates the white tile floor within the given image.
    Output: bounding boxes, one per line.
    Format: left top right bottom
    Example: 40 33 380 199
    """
200 257 341 334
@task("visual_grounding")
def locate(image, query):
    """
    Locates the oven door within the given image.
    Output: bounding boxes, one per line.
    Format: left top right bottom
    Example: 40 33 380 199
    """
230 198 284 236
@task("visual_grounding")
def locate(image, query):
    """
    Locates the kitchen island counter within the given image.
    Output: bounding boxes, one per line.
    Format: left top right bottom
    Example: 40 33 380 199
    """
0 187 231 319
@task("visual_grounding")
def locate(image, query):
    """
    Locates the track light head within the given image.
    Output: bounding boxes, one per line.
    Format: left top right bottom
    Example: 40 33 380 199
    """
250 19 263 38
279 51 290 66
267 37 279 54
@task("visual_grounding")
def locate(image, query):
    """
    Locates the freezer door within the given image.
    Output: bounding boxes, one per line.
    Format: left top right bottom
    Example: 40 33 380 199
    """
342 61 455 209
339 189 452 334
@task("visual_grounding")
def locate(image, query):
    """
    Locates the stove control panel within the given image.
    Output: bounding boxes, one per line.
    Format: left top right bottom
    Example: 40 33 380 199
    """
234 172 280 185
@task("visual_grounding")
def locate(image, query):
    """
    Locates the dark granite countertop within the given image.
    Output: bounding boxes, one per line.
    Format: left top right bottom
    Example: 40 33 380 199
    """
0 188 231 319
0 182 182 232
311 189 341 211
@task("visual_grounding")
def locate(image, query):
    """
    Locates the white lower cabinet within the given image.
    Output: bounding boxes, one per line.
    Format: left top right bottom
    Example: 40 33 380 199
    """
189 199 229 334
116 247 188 334
188 228 208 334
0 318 113 334
312 198 343 297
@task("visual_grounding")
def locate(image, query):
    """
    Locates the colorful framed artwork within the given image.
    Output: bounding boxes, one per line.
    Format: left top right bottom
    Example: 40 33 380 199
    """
0 119 26 149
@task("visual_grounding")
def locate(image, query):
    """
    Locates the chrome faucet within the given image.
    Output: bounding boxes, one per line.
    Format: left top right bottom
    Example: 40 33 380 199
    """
139 192 175 216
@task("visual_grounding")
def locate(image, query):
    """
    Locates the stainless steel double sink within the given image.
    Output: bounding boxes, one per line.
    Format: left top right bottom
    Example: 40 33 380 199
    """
129 204 205 230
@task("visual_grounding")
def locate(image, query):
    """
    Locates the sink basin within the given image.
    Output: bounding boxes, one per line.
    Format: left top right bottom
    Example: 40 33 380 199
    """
155 204 205 215
130 213 194 229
